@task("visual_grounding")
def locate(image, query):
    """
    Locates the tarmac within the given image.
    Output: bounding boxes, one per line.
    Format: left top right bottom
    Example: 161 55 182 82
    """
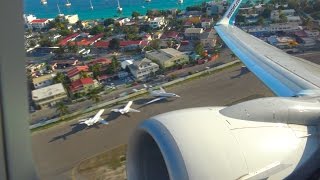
31 64 274 179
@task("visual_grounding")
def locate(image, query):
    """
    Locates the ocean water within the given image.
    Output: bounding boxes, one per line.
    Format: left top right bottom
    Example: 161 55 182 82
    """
24 0 213 20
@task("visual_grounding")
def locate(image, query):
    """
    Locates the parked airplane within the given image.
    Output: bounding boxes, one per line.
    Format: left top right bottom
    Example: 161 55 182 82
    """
78 109 108 126
111 101 140 114
126 0 320 179
143 84 180 105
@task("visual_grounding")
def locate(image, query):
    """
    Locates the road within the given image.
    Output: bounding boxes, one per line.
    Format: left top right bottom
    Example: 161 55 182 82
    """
31 64 274 179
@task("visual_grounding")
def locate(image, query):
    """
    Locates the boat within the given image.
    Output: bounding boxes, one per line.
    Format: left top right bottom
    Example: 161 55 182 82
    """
145 0 151 2
89 0 94 9
65 0 71 7
57 4 64 16
116 0 122 13
40 0 47 5
178 0 183 3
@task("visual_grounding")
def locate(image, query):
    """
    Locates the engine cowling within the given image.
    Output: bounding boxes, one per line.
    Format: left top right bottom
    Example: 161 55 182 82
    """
126 105 320 180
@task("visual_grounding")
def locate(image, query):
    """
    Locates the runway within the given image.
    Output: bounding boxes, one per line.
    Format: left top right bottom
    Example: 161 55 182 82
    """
31 64 274 179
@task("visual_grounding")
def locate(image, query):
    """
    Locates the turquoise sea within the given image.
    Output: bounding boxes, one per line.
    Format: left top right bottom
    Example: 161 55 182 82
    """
24 0 214 20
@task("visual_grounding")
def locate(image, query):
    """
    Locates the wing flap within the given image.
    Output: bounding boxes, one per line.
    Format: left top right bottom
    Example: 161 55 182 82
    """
214 24 320 96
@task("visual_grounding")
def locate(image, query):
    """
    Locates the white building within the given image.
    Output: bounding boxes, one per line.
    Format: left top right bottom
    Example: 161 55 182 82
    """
184 28 204 40
64 14 79 24
30 19 50 29
32 74 56 89
23 14 37 23
128 58 159 80
149 17 166 29
32 83 68 109
271 9 296 21
244 23 301 33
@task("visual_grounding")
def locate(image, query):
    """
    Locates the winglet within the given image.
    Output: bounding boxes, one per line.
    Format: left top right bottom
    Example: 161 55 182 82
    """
217 0 243 25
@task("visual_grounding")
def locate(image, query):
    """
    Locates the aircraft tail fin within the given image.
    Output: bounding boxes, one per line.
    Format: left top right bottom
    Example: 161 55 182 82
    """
217 0 243 25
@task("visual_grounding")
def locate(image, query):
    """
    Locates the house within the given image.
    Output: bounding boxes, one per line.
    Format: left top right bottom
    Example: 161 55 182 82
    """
145 48 189 68
267 36 298 49
58 33 80 46
32 74 55 89
161 31 180 40
63 14 79 24
201 18 213 29
94 40 147 50
32 83 68 109
184 28 204 40
304 30 320 38
200 29 217 48
86 57 112 67
67 65 93 82
69 77 96 94
30 19 50 29
271 9 295 21
149 17 166 29
128 58 159 80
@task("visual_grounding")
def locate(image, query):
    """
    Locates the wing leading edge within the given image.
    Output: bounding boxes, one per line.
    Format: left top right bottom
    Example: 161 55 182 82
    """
214 1 320 97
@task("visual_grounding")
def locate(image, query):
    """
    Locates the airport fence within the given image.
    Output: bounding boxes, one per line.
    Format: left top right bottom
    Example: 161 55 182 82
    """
30 60 240 130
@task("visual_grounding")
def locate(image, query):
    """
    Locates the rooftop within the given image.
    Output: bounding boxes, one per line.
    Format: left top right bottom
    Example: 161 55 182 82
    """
32 74 56 84
31 19 48 23
67 65 90 78
32 83 66 101
70 78 94 92
185 28 204 34
146 48 185 62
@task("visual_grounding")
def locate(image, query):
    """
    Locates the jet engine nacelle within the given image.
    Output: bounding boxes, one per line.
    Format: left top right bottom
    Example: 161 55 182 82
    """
127 100 320 180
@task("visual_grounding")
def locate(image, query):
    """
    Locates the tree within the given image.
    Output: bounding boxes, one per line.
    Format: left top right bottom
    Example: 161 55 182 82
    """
90 64 102 78
53 72 67 84
87 88 101 103
56 102 69 117
279 13 288 23
90 25 104 35
39 37 53 47
150 39 161 50
107 56 120 74
79 71 89 78
132 11 141 19
104 18 115 27
109 38 120 50
76 20 84 31
195 42 205 57
29 40 36 47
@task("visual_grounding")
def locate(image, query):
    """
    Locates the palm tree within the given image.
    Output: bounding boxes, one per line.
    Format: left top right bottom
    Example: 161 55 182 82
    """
56 102 69 117
53 72 66 84
79 71 89 78
87 89 101 103
90 64 102 78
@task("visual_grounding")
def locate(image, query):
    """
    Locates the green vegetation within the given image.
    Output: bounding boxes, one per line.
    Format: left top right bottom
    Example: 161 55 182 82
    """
56 102 69 117
109 38 120 50
195 42 205 57
89 25 104 35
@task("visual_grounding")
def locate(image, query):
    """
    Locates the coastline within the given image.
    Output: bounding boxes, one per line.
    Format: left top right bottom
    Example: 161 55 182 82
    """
24 0 211 21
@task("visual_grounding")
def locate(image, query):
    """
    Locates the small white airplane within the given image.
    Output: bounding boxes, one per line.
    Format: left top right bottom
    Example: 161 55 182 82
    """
144 84 180 105
78 109 108 126
111 101 140 114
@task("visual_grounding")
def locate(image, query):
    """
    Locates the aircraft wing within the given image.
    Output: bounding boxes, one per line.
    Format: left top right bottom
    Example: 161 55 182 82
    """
124 101 133 111
144 97 167 105
159 87 166 93
92 109 104 121
214 1 320 97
